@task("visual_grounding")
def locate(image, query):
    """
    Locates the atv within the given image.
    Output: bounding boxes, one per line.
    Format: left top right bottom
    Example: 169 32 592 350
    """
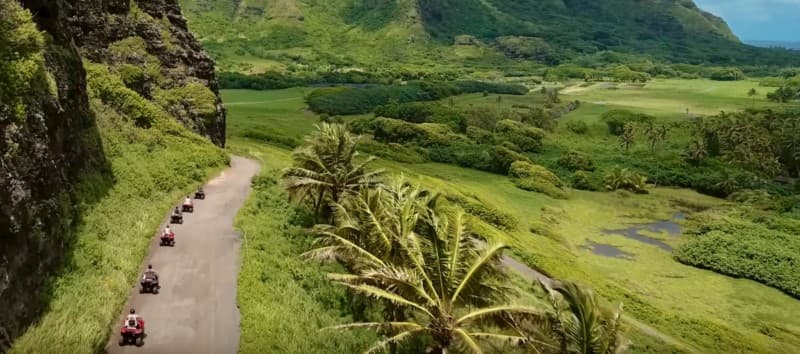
140 277 160 294
194 189 205 200
170 212 183 224
182 200 194 213
160 231 175 247
119 318 145 347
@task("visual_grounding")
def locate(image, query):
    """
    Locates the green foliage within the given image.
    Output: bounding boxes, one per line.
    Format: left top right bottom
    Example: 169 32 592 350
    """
489 145 530 174
603 167 648 193
495 36 557 63
509 161 568 199
0 1 46 121
306 81 527 115
154 82 219 125
566 120 589 134
444 194 519 231
558 150 595 171
709 68 744 81
9 63 227 353
494 119 545 152
600 109 654 136
572 171 599 191
675 208 800 298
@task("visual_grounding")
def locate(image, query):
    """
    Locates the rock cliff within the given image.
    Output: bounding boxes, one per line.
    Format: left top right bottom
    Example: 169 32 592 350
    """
0 0 224 349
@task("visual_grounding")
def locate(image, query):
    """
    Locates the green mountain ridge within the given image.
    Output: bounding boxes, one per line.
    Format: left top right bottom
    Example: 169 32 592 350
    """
180 0 798 73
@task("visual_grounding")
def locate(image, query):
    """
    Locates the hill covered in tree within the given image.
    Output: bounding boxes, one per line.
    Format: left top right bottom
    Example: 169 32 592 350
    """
180 0 799 73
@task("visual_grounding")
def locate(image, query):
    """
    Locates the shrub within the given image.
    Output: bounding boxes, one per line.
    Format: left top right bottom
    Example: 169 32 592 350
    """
489 145 530 174
444 194 519 231
306 80 527 115
509 161 568 199
709 68 744 81
603 167 648 193
494 119 545 152
557 150 595 171
675 209 800 298
572 171 598 191
566 120 589 134
466 126 494 144
600 109 654 135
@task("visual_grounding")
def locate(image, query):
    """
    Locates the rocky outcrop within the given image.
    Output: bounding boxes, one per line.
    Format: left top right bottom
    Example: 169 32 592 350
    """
1 0 106 349
65 0 226 146
0 0 224 349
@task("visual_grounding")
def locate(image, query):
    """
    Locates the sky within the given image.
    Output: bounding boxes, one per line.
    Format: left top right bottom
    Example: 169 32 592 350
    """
694 0 800 41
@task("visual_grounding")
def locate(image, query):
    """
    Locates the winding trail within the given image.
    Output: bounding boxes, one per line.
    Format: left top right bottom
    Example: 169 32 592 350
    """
105 156 260 354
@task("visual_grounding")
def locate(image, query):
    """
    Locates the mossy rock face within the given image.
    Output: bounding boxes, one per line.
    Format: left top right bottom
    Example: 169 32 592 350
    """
508 161 568 199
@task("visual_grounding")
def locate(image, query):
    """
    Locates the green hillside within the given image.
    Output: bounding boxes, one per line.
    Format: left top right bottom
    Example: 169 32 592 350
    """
180 0 799 73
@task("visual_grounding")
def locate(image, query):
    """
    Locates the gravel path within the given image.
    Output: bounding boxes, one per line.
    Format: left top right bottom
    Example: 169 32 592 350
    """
105 156 260 354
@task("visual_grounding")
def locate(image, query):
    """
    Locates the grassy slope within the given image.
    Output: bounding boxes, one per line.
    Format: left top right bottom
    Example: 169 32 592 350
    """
9 65 228 353
223 81 800 353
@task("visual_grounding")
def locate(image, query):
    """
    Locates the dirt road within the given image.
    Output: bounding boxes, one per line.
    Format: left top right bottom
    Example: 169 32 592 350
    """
105 156 260 354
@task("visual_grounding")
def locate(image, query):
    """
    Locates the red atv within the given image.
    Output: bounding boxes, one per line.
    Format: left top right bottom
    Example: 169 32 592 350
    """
182 199 194 213
160 231 175 247
118 316 145 346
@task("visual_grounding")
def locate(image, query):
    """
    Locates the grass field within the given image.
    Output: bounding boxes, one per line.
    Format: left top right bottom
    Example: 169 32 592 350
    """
224 80 800 353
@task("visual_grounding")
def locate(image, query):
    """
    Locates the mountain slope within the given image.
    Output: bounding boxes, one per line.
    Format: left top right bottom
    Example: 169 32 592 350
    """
180 0 799 72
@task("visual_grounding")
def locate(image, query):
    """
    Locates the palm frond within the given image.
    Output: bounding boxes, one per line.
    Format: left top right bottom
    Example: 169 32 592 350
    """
451 242 508 305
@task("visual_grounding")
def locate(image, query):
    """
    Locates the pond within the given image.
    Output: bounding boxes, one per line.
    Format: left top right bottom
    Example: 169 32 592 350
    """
587 212 686 258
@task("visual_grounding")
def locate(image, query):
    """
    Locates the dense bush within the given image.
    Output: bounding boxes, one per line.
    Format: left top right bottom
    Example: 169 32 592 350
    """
557 150 595 171
494 119 545 152
603 167 648 193
306 81 527 115
601 109 654 135
444 194 519 231
489 145 530 174
509 161 568 199
375 102 467 132
566 120 589 134
675 209 800 298
709 68 744 81
572 171 599 191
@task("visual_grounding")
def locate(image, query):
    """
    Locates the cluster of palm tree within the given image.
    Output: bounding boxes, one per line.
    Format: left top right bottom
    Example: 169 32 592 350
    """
282 123 628 353
688 110 800 177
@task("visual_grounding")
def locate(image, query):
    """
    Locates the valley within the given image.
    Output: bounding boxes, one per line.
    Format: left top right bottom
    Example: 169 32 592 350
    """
3 0 800 353
222 80 800 353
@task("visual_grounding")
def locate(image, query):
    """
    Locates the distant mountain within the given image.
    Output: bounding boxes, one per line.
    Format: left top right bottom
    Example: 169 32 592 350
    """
746 40 800 50
179 0 800 72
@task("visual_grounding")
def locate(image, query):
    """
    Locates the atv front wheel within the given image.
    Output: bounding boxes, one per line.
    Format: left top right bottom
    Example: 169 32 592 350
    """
136 336 144 347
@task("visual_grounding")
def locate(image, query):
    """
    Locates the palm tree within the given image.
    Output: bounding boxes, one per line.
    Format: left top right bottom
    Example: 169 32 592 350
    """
618 123 636 152
747 88 758 107
305 177 437 273
282 123 383 221
684 139 707 166
321 208 543 353
539 280 628 354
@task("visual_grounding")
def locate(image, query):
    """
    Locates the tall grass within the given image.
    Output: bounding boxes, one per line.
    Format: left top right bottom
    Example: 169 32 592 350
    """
235 171 375 353
9 64 228 353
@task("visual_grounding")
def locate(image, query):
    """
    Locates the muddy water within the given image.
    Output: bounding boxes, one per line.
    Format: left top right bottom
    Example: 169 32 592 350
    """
587 212 686 258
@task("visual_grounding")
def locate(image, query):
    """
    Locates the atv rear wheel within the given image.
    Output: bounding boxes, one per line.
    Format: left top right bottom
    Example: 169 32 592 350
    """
118 337 125 346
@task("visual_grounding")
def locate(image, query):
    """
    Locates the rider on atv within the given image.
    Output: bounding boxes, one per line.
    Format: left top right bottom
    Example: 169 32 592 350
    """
184 196 192 206
125 308 144 331
162 224 173 237
142 264 159 282
140 264 160 293
173 206 181 217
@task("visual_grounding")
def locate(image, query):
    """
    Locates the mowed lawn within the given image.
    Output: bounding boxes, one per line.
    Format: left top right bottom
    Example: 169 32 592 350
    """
560 78 794 118
225 85 800 353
